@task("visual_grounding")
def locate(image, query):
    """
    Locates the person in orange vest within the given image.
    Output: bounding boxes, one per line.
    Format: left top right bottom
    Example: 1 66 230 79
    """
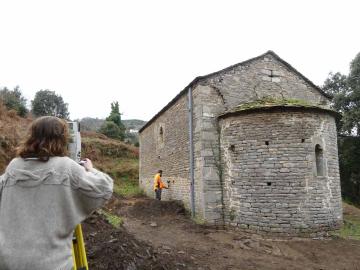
153 170 168 200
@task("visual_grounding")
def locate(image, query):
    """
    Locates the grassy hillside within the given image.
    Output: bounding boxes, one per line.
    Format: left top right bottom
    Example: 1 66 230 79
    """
79 131 140 196
80 118 146 132
122 119 147 131
0 102 31 173
80 117 105 132
0 105 140 195
80 117 146 146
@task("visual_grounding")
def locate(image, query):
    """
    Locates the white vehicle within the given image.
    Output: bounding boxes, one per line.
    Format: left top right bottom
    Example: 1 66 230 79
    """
67 121 81 162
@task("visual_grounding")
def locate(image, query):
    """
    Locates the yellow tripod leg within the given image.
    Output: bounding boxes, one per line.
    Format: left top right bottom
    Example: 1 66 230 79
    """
72 224 89 270
71 244 77 270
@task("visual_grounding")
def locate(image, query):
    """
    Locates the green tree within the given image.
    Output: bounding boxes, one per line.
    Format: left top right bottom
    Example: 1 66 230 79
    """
106 102 125 128
344 52 360 135
31 90 69 119
322 72 349 111
338 136 360 204
99 101 125 140
0 86 28 117
322 52 360 135
322 52 360 206
322 72 351 133
99 121 124 140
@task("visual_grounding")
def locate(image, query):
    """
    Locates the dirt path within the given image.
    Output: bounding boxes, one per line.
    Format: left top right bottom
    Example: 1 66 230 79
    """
104 196 360 270
83 196 360 269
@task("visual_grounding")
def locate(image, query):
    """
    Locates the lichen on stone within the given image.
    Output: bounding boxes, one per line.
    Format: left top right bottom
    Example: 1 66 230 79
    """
233 96 321 112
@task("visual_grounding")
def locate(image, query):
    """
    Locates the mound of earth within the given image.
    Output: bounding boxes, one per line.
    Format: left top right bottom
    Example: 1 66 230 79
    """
83 212 193 270
127 199 187 218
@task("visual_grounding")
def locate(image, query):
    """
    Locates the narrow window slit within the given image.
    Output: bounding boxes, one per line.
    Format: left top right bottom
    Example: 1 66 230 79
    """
159 126 164 143
315 144 324 176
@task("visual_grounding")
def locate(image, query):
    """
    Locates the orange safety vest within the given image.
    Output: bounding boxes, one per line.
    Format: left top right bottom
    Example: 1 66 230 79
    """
153 173 166 190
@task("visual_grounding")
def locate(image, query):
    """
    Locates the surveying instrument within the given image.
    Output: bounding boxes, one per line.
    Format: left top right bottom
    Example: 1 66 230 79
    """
68 121 89 270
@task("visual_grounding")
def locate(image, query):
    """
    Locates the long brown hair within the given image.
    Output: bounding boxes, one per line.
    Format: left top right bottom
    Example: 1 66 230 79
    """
17 116 69 161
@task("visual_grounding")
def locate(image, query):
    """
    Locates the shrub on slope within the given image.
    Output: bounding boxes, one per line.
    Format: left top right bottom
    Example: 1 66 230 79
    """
0 102 31 172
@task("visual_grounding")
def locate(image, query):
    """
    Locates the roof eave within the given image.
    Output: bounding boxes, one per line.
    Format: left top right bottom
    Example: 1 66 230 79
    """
218 105 340 119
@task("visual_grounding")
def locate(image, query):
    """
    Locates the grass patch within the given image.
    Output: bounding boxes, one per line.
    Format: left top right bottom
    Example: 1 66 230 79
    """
192 216 206 225
81 132 142 197
94 158 139 180
90 157 143 197
98 209 123 228
333 216 360 240
114 178 144 197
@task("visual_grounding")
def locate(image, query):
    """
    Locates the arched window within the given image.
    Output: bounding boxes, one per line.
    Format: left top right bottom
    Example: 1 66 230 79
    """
315 144 324 176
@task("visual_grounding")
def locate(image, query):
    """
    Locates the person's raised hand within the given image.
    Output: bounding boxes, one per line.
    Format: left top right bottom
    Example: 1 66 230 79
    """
82 158 93 171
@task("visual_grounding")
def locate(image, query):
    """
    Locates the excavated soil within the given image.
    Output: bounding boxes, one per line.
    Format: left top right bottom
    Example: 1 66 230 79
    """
83 196 360 270
82 212 192 270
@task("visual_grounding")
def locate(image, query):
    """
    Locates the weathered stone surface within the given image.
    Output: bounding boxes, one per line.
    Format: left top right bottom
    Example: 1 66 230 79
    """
139 52 342 236
219 110 342 235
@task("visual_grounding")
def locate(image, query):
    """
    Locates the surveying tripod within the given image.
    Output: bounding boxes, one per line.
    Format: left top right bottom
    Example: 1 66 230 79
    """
68 121 89 270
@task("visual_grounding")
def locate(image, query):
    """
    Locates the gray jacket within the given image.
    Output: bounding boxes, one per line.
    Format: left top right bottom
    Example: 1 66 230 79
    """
0 157 114 270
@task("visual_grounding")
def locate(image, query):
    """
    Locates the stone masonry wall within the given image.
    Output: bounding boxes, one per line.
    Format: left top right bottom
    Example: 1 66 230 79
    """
203 53 330 110
190 52 331 225
140 52 334 228
139 94 204 214
219 109 342 235
192 85 226 223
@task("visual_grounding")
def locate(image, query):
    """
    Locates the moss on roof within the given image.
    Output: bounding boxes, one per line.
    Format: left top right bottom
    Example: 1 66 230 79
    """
218 97 339 119
232 97 322 112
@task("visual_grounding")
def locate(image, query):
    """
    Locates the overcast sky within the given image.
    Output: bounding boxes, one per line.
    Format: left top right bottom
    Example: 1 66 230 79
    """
0 0 359 121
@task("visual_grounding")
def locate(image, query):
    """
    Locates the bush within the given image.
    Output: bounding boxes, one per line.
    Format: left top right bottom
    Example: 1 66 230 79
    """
99 121 124 140
102 101 125 141
0 86 28 117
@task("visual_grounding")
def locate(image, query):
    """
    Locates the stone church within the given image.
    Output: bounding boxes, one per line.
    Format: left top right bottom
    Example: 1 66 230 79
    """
139 51 342 235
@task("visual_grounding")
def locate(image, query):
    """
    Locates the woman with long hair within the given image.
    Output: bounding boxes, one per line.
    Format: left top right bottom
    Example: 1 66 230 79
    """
0 116 113 270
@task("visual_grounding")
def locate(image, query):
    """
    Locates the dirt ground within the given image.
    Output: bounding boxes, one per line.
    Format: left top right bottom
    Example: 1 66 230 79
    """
83 195 360 270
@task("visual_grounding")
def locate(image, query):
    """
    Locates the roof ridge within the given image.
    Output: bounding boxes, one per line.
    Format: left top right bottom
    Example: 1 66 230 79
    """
139 51 331 133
